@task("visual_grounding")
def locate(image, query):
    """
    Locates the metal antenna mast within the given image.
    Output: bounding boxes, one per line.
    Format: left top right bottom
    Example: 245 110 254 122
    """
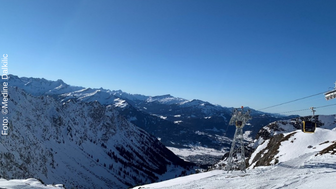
225 106 252 172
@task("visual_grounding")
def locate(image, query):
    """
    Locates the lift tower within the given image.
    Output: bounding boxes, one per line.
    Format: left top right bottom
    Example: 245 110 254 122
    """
225 106 252 172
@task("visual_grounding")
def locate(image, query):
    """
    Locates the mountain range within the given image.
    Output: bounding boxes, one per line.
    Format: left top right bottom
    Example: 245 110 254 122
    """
7 75 295 166
2 75 335 189
1 77 194 189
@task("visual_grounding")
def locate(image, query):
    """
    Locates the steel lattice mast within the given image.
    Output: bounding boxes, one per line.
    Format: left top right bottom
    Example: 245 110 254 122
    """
225 106 252 172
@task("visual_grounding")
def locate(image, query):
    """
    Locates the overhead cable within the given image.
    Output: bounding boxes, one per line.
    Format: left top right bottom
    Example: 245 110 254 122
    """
277 103 336 114
258 91 328 111
315 103 336 109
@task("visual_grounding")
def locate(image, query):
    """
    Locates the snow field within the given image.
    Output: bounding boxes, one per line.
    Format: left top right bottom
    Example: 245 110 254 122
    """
0 178 65 189
134 154 336 189
277 128 336 163
167 146 224 158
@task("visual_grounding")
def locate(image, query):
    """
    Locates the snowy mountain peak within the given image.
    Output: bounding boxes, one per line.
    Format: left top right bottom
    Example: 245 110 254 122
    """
181 99 211 106
8 74 83 96
146 94 188 104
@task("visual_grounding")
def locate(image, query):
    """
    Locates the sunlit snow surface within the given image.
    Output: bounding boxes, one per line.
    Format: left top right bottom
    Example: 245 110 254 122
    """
0 178 64 189
133 154 336 189
167 146 224 157
134 127 336 189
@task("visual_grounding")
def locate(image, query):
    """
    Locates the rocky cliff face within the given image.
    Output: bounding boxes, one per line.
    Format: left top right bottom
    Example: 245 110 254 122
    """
0 86 194 189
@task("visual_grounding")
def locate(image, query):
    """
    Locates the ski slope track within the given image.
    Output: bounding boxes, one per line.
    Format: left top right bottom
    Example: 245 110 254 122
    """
134 116 336 189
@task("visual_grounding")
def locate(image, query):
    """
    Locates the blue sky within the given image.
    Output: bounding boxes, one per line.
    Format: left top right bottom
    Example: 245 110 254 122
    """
1 0 335 116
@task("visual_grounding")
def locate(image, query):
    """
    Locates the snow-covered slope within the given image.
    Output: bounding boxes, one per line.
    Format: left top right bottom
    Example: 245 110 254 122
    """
132 116 336 189
1 86 194 189
132 153 336 189
249 114 336 168
0 178 64 189
249 127 336 167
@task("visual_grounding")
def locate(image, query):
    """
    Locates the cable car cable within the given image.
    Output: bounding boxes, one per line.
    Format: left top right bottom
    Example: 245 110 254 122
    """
278 108 308 114
315 103 336 109
258 91 328 111
276 103 336 114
